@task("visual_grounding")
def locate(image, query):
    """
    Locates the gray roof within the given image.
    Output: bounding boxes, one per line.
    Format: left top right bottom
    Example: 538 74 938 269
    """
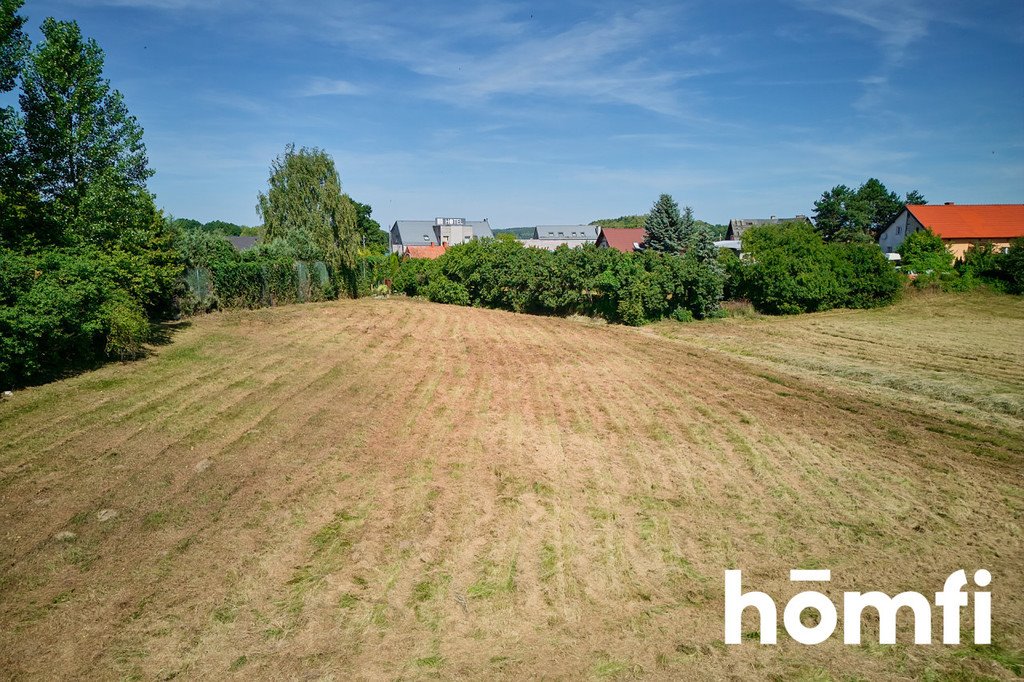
226 236 259 251
726 215 811 240
519 239 594 251
532 225 599 240
390 219 492 246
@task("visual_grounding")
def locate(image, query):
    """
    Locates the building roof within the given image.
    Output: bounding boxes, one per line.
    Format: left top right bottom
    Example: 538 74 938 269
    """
906 204 1024 240
390 219 492 245
726 215 810 240
534 225 599 240
404 245 448 259
226 236 259 251
519 239 594 251
598 227 647 252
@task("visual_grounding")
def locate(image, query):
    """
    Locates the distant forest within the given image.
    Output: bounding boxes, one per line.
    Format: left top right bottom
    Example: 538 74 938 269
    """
169 218 259 236
492 227 537 239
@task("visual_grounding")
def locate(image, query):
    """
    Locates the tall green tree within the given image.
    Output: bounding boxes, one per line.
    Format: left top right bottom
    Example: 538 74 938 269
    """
812 184 870 242
686 224 720 265
257 144 358 278
903 189 927 207
813 179 926 243
0 0 27 92
0 0 29 244
19 18 152 243
856 178 904 239
348 196 388 254
644 193 685 253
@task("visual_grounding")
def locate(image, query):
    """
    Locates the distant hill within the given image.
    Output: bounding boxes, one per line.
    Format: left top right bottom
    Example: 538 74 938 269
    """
593 215 728 240
592 215 645 229
171 217 258 236
492 227 537 239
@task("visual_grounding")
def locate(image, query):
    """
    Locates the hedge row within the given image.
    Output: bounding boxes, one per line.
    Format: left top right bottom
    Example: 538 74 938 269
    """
181 259 332 313
391 236 725 325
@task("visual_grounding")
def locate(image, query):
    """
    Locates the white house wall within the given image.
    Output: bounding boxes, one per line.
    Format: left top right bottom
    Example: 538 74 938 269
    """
879 210 913 254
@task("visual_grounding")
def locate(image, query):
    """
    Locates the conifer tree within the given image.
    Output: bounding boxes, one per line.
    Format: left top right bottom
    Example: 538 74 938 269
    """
686 223 719 265
644 193 685 253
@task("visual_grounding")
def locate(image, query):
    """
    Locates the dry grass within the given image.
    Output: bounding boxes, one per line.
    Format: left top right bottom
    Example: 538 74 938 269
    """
1 292 1021 680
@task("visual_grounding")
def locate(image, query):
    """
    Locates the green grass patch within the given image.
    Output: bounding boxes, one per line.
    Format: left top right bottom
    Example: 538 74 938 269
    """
467 559 517 599
953 640 1024 676
539 542 558 581
415 654 444 669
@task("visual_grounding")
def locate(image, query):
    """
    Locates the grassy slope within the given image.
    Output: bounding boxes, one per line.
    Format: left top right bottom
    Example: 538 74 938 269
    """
0 292 1021 680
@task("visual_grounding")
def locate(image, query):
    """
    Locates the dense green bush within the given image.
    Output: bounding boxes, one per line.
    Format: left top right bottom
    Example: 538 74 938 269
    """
102 292 149 360
953 240 1024 294
718 248 745 300
740 222 843 314
898 227 958 289
391 237 724 325
830 242 903 308
354 252 400 297
425 275 470 305
1003 238 1024 294
735 222 901 314
392 257 438 297
0 246 158 386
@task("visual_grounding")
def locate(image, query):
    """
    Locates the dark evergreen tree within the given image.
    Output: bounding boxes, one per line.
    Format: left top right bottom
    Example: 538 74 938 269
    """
643 193 685 253
687 224 720 265
904 190 927 207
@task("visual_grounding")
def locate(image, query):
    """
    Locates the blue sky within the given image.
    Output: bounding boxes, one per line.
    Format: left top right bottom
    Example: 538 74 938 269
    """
15 0 1024 229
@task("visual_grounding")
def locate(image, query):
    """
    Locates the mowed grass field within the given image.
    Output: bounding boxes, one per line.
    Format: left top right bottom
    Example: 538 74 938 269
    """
1 291 1022 680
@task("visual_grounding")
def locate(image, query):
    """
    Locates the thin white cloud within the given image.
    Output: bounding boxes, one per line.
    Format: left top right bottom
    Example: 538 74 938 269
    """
69 0 237 7
796 0 932 112
299 78 363 97
303 4 710 116
797 0 930 65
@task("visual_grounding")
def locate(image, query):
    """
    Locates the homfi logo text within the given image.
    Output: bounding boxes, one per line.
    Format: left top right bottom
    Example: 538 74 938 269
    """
724 569 991 645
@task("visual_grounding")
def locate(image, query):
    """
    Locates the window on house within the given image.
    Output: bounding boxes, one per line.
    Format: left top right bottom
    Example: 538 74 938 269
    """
897 226 902 234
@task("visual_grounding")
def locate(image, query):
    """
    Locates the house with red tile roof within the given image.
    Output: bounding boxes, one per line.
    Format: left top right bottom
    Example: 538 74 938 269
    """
595 227 647 252
879 203 1024 259
402 244 448 259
